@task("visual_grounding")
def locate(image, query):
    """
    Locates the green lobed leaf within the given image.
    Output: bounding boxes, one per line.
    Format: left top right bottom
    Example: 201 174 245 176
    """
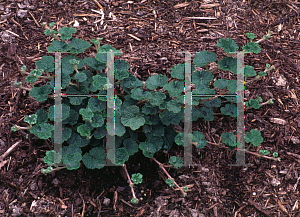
58 26 77 40
193 50 217 67
166 100 182 113
192 70 214 89
245 129 263 146
121 105 145 131
95 44 122 63
246 33 256 40
114 59 130 80
218 57 238 74
216 38 239 54
107 148 129 165
192 131 207 149
35 56 55 72
83 57 106 71
92 75 107 90
30 123 55 140
145 74 168 90
48 104 70 121
82 147 106 169
25 75 38 83
67 131 90 147
170 63 195 80
131 88 150 100
44 150 62 166
47 40 71 52
242 42 261 54
24 114 38 124
123 138 139 156
163 80 184 98
159 109 184 126
61 55 84 75
77 123 92 137
245 99 261 109
29 85 52 102
74 72 87 82
35 109 48 124
244 65 257 77
91 114 104 128
139 136 163 158
203 97 221 108
79 107 94 121
30 69 44 77
147 91 166 106
62 144 82 170
69 38 91 54
214 79 228 90
120 73 143 91
199 106 214 121
220 104 237 117
221 132 237 147
48 73 71 89
50 127 72 143
169 156 183 169
131 173 143 184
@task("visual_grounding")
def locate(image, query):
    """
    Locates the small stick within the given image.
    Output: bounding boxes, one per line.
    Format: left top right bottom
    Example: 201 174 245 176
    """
0 140 21 161
91 0 104 12
28 12 40 27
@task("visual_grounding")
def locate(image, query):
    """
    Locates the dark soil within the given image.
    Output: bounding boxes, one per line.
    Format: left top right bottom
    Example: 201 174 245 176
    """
0 0 300 216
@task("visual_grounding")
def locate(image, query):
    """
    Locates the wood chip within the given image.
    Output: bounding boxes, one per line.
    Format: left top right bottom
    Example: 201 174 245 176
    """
200 3 220 8
174 2 190 9
269 118 287 125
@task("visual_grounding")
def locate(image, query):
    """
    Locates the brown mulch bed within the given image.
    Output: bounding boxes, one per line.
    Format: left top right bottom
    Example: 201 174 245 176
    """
0 0 300 216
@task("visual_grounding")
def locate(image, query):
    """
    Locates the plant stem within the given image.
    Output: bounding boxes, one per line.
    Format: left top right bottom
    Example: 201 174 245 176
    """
152 157 187 197
123 164 138 201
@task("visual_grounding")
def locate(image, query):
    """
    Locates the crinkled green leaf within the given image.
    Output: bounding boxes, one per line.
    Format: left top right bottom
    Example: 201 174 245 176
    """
91 114 104 128
123 138 139 156
25 75 38 83
95 44 122 63
107 148 129 165
169 156 183 169
44 29 57 36
192 70 214 89
48 73 71 89
163 80 184 98
142 105 159 115
79 107 94 121
61 55 84 75
147 91 166 106
94 126 107 140
30 69 44 77
246 33 256 40
139 136 163 158
245 99 261 109
227 80 237 93
163 125 177 149
35 56 55 72
47 40 71 52
24 114 38 124
192 88 215 96
77 123 92 137
69 38 91 54
121 105 145 131
170 63 195 80
120 73 143 91
216 38 239 54
58 26 77 40
145 122 164 137
145 74 168 90
244 65 257 77
221 132 237 147
83 57 106 71
245 129 263 146
48 104 70 121
82 147 106 169
203 97 221 108
44 150 62 166
29 85 52 102
193 50 217 67
192 131 207 149
159 109 183 126
131 88 150 100
114 59 130 80
67 131 89 147
200 106 214 121
61 143 83 170
174 132 193 146
92 75 107 90
131 173 143 184
242 42 261 54
35 109 48 124
218 57 238 74
30 123 54 139
88 97 106 112
74 72 87 82
220 104 237 117
214 79 228 90
167 100 182 113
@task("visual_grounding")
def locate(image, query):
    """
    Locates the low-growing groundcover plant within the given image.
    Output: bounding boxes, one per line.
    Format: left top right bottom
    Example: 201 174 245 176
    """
12 24 280 202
